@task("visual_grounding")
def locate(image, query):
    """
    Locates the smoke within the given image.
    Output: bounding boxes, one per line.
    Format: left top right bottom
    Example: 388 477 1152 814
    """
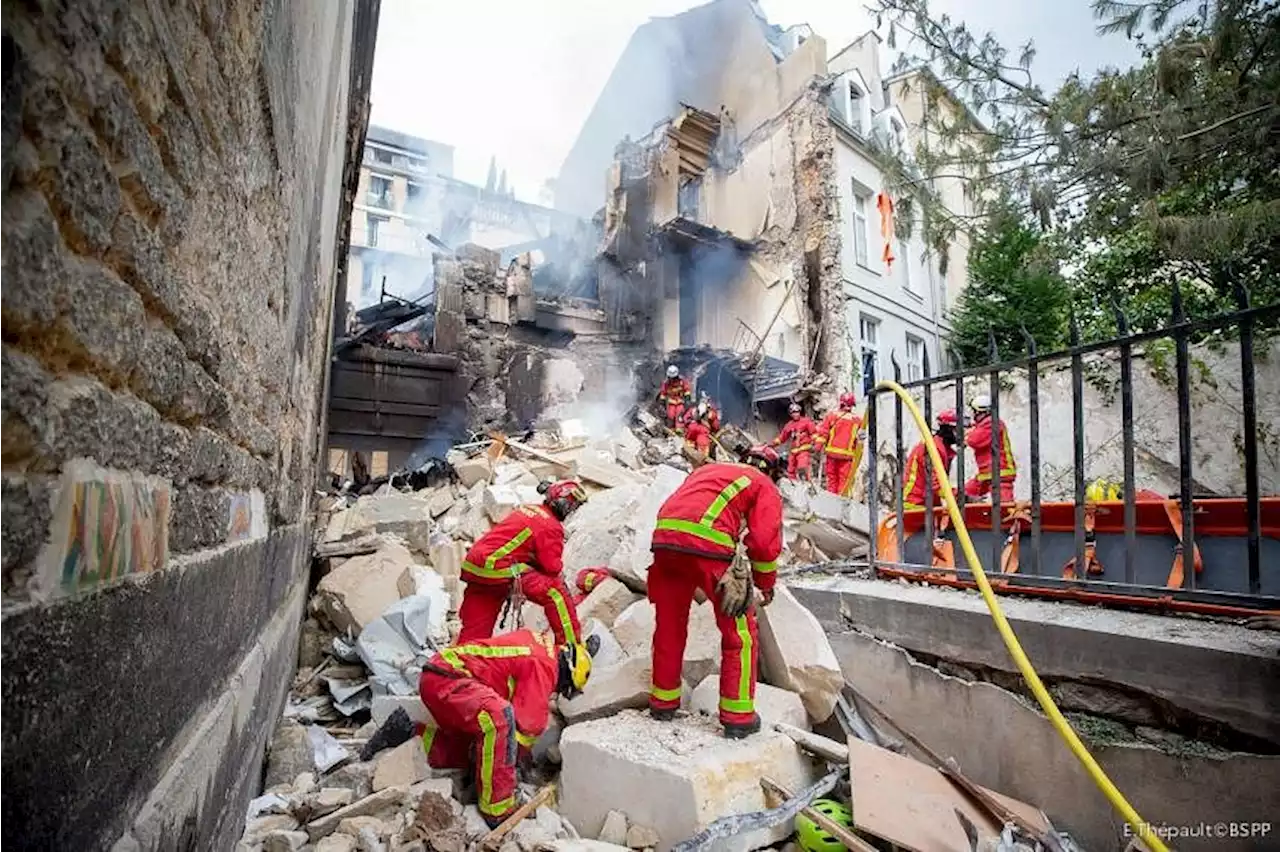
539 355 639 439
402 406 471 471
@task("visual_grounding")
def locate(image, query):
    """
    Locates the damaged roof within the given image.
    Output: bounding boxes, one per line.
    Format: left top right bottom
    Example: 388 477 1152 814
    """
658 217 756 252
669 103 721 176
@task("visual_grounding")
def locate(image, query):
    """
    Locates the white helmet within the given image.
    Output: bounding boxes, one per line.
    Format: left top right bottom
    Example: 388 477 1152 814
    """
970 394 991 413
666 365 679 379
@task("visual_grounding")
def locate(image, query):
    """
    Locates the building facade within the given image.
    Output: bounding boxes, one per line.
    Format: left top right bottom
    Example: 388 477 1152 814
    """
349 126 584 310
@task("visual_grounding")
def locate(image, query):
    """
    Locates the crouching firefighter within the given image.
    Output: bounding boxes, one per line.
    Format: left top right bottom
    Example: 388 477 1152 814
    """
903 408 959 510
647 445 784 738
459 480 588 646
361 631 599 828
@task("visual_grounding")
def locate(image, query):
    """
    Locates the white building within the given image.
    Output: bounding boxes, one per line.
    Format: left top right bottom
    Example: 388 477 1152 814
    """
827 33 973 391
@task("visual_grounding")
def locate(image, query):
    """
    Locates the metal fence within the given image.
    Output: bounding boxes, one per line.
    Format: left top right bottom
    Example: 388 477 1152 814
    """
864 284 1279 612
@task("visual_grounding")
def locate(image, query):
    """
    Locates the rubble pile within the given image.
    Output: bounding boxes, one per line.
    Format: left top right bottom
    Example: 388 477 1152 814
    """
241 416 894 852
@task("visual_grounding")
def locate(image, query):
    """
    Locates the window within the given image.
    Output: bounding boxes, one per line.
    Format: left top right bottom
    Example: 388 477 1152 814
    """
890 118 906 155
859 315 881 394
372 148 393 165
367 175 392 208
366 215 388 248
408 156 429 173
906 335 925 382
678 177 701 219
852 188 870 268
406 182 423 209
847 83 864 135
900 237 919 295
361 261 381 295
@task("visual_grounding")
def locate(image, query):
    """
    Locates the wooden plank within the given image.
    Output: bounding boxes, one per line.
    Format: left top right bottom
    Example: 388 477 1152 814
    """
845 736 1050 852
761 778 877 852
329 398 443 417
479 784 555 850
773 723 848 763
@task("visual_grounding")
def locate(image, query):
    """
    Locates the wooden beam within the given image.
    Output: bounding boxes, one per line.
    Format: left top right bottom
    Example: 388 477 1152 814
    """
761 778 877 852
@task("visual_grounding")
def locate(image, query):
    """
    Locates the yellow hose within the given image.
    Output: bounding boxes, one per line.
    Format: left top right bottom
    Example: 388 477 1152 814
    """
875 380 1168 852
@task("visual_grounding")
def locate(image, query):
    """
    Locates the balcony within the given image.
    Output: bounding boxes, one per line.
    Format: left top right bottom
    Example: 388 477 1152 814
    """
365 191 393 210
355 230 435 257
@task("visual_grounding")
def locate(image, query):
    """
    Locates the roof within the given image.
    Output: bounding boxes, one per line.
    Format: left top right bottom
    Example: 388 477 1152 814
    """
366 125 454 158
882 65 991 134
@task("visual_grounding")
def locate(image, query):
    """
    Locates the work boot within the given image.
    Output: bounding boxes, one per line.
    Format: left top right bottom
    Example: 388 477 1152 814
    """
649 707 676 722
482 811 509 830
359 707 416 761
722 714 762 740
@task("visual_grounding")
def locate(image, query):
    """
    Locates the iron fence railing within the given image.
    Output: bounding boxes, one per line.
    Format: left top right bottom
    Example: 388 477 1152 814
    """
865 283 1279 610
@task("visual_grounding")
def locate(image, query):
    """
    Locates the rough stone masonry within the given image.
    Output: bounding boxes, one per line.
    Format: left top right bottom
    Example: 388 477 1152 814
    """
0 0 379 848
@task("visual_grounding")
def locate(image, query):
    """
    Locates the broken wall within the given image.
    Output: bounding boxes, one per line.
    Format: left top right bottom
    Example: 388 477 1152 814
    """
0 0 375 848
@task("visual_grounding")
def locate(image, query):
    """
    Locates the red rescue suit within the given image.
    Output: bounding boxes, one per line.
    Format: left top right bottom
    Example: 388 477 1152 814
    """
658 378 693 428
964 414 1016 502
572 567 611 605
417 630 558 822
648 463 783 726
815 410 862 495
773 417 818 481
903 435 957 509
683 419 713 454
460 505 581 646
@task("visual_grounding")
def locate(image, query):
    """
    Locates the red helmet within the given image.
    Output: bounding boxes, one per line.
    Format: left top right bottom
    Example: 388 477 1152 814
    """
742 444 783 481
936 408 958 427
839 392 856 409
540 479 587 520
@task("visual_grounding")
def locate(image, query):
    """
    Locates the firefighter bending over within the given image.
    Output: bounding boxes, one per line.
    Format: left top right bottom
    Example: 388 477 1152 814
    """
458 480 587 646
772 402 818 482
903 408 960 509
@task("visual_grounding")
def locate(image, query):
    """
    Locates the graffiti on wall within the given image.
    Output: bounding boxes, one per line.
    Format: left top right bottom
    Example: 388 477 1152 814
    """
41 461 171 599
227 490 267 544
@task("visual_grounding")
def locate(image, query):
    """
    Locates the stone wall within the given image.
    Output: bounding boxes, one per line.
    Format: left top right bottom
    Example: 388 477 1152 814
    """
0 0 375 848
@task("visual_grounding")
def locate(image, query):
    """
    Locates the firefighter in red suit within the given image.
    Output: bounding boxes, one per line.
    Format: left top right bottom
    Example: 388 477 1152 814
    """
772 402 817 482
647 445 784 738
815 392 862 495
459 481 587 647
658 365 693 429
680 398 719 456
360 631 599 829
963 395 1016 502
903 409 960 509
572 567 611 605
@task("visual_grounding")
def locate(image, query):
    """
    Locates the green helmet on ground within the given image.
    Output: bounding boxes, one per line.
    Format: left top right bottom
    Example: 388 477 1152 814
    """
796 798 854 852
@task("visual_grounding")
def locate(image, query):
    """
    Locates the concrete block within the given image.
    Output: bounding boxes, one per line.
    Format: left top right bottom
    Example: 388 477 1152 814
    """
425 486 456 518
599 810 628 845
265 720 314 789
614 430 645 470
372 739 429 790
370 694 431 726
316 835 358 852
483 485 521 522
548 843 631 852
559 656 652 723
494 462 539 488
689 675 810 730
578 578 642 628
583 619 626 668
315 543 415 635
758 586 842 723
612 599 720 685
808 490 846 523
577 458 643 489
262 830 309 852
559 711 820 851
630 466 687 560
305 787 406 841
453 458 491 488
841 500 870 535
626 824 661 849
349 494 436 552
792 520 865 559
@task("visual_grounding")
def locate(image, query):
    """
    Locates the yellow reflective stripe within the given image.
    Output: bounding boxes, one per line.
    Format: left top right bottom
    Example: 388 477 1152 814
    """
439 649 469 673
655 517 734 548
902 449 921 501
476 711 514 816
826 445 858 458
903 502 924 511
453 644 533 659
420 723 437 758
485 527 533 576
720 695 754 713
700 475 752 526
515 730 536 747
751 560 776 574
462 560 531 579
546 588 577 645
734 615 753 714
650 684 682 701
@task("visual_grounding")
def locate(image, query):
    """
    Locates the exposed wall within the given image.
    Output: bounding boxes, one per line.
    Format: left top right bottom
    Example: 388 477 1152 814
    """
0 0 372 847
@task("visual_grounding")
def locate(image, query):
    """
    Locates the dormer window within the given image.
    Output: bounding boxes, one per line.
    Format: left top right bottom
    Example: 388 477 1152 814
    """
848 83 864 135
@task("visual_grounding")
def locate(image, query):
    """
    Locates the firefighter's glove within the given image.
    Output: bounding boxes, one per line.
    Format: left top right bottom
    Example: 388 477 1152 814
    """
716 569 753 618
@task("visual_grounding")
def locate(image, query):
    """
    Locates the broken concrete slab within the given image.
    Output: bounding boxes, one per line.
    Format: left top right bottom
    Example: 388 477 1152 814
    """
614 429 644 470
483 485 522 522
548 842 632 852
453 457 492 488
792 520 865 559
583 619 626 669
314 543 416 635
425 486 456 519
625 824 661 850
630 466 687 564
371 695 431 726
576 457 645 489
315 835 358 852
611 599 720 685
578 578 642 628
305 787 406 841
758 585 843 723
808 490 846 523
265 720 314 789
559 710 820 851
262 830 310 852
559 656 652 723
598 809 628 845
333 494 437 553
690 675 810 730
372 739 429 791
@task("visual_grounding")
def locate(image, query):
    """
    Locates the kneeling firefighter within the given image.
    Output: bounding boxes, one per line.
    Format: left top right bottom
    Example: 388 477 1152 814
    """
458 480 587 647
646 445 784 738
362 630 600 828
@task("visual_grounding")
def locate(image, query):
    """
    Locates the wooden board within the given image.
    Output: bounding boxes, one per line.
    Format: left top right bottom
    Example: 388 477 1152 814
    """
846 735 1050 852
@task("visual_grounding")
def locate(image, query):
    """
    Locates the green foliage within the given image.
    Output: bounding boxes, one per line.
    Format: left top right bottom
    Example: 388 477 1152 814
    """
870 0 1280 330
948 216 1069 365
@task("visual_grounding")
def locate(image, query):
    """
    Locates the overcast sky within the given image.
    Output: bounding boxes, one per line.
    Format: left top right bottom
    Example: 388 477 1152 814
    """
368 0 1138 205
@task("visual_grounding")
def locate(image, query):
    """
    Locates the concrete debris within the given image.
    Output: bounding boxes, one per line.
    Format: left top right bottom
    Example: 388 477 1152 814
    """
624 823 661 850
372 739 430 791
559 710 820 851
371 695 431 725
262 830 310 852
598 810 629 845
316 836 358 852
314 543 417 635
758 585 844 722
690 675 811 730
326 494 436 553
265 720 315 789
559 656 653 723
582 619 626 668
791 520 865 559
611 598 720 685
453 457 492 488
305 787 406 841
577 578 642 628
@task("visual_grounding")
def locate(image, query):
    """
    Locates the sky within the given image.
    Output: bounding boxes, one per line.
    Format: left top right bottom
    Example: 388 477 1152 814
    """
368 0 1139 206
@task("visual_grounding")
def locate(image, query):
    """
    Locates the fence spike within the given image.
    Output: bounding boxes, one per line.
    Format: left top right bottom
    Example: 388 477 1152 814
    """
988 328 999 362
890 349 902 381
1069 310 1081 347
1171 278 1186 322
1019 323 1037 357
1233 279 1251 310
1111 298 1129 335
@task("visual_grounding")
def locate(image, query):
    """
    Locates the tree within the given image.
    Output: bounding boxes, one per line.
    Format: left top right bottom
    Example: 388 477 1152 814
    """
870 0 1280 330
949 214 1069 365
